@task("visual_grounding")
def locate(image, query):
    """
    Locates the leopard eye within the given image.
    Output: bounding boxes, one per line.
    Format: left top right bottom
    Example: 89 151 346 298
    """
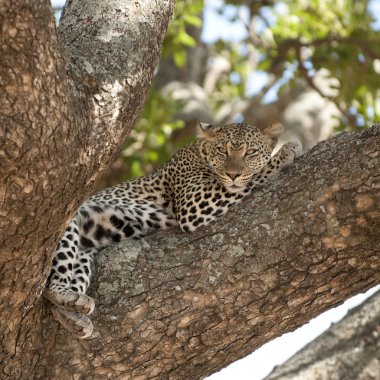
217 146 227 155
246 148 258 157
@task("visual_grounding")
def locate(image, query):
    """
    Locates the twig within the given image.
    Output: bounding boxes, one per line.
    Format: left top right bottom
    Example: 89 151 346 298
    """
295 46 358 128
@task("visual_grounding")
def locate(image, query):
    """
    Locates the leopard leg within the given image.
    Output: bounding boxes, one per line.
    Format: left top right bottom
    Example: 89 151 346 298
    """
273 140 302 168
44 217 96 315
68 248 95 303
246 140 302 192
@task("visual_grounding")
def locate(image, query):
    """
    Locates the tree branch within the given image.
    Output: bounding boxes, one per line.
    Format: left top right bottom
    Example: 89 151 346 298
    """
278 36 380 59
295 46 358 128
38 125 380 379
265 290 380 379
57 0 176 176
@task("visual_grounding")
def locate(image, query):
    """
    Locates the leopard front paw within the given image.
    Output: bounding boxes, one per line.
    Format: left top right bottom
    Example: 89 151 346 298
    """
279 140 302 167
283 139 302 157
44 289 95 315
52 307 94 339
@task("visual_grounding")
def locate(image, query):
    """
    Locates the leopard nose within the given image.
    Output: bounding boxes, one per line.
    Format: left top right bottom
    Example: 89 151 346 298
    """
226 172 240 180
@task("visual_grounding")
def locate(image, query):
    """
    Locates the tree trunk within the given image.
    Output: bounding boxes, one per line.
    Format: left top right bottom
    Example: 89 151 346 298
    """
0 0 175 377
40 126 380 378
1 1 379 379
264 290 380 380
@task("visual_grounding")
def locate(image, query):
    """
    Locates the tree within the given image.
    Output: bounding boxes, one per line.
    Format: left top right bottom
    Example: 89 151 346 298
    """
264 290 380 380
0 1 379 379
0 0 175 376
113 0 380 182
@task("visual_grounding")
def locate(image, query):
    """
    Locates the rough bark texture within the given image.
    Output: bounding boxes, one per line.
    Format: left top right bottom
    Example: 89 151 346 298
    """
1 1 380 379
265 290 380 380
38 125 380 379
0 0 175 377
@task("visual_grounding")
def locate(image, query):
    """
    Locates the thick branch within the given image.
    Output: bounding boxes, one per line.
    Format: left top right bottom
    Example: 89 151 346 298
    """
265 290 380 380
58 0 176 171
38 125 380 379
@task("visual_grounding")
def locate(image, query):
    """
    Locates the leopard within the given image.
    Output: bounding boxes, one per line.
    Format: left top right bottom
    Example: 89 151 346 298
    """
43 122 302 338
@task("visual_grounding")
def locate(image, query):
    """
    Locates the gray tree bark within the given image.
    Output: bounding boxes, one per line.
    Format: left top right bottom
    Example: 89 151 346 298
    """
264 290 380 380
0 0 175 377
1 1 379 379
41 125 380 379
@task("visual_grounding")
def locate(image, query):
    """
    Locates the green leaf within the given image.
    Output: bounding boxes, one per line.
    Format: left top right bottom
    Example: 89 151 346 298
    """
173 50 187 67
177 31 196 47
184 14 202 27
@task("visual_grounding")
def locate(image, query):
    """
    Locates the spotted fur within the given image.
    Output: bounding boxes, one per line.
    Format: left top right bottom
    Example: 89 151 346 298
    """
44 122 301 338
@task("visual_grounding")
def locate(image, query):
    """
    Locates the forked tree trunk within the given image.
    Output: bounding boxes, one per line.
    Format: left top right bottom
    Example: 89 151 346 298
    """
0 0 175 377
1 1 379 379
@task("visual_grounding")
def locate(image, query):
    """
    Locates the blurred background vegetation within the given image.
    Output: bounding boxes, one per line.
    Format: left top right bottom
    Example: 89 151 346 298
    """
55 0 380 186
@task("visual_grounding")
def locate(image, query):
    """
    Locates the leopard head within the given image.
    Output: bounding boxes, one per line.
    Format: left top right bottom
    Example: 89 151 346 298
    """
197 122 283 193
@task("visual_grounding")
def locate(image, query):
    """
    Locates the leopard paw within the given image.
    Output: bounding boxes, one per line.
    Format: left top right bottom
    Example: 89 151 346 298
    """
52 307 93 339
44 289 95 315
279 140 302 167
284 140 302 157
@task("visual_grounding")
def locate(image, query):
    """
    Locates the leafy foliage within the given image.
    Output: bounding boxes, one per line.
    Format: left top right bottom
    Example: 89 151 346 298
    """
162 0 203 67
120 91 185 178
120 0 203 178
119 0 380 179
270 0 380 127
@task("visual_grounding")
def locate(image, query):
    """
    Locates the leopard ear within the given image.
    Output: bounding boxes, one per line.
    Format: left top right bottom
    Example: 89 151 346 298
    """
262 123 283 149
196 122 221 141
